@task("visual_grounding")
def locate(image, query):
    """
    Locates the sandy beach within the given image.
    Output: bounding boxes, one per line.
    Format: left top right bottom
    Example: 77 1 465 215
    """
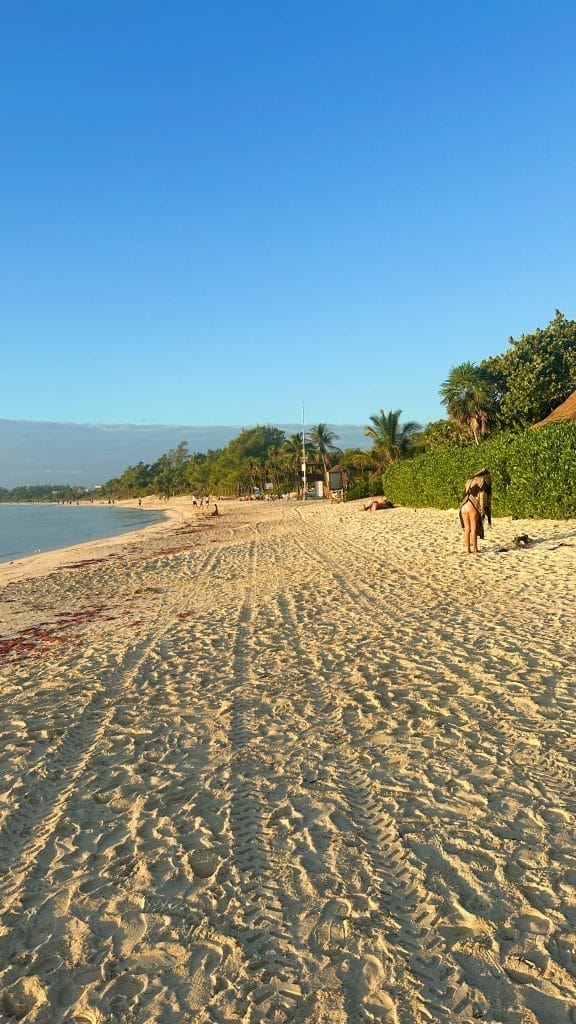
1 496 575 1024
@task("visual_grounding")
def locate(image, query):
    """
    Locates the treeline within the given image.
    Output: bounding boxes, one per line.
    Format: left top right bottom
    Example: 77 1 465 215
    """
0 485 87 503
3 312 575 504
98 425 355 500
420 310 576 449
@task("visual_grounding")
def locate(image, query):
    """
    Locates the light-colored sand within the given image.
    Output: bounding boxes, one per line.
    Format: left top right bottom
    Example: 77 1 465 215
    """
1 496 575 1024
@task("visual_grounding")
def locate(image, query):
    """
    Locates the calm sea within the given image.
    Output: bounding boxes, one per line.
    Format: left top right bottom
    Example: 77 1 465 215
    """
0 504 165 564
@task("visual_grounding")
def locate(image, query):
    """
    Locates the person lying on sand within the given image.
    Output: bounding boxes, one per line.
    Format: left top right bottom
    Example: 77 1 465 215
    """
363 498 393 511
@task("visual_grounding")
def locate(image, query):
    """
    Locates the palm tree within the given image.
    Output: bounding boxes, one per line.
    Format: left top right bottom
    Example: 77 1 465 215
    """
264 446 283 491
307 423 342 496
238 456 262 496
439 362 494 444
363 409 421 469
280 434 314 496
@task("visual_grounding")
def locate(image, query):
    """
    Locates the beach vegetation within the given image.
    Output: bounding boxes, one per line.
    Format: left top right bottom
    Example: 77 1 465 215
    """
412 419 469 452
278 434 316 497
363 409 422 468
307 423 342 496
341 474 375 501
439 362 495 444
10 315 573 507
480 310 576 431
339 447 375 479
421 311 576 455
96 426 292 500
340 412 422 501
184 451 210 493
87 422 366 501
0 484 88 503
382 422 576 518
223 426 289 496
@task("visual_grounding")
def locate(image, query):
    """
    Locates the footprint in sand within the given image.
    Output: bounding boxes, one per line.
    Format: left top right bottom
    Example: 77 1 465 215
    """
33 953 64 975
1 977 48 1019
52 967 101 1009
314 898 351 951
112 911 148 957
187 943 224 1009
95 825 130 855
104 973 146 1001
502 910 552 979
338 955 399 1022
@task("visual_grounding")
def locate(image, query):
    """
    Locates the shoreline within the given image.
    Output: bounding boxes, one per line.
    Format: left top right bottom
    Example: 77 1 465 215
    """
2 490 575 573
0 499 169 574
0 499 575 1021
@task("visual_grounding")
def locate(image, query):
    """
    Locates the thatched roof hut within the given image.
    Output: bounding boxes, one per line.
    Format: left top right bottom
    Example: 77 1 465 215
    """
533 391 576 427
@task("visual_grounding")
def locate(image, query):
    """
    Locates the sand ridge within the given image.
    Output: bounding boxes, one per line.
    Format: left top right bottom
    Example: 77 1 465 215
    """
0 496 575 1023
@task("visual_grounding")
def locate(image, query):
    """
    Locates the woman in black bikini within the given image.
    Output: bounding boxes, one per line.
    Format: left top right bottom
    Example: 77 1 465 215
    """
459 468 491 554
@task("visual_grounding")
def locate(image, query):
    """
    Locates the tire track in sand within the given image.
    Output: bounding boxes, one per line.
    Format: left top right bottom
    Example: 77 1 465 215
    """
225 537 306 1022
0 547 219 914
273 545 487 1024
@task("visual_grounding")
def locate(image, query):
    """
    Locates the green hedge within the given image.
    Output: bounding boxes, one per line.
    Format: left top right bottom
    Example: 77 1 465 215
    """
382 423 576 518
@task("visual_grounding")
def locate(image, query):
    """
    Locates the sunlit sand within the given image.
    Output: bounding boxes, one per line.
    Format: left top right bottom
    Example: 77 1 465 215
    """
1 496 575 1023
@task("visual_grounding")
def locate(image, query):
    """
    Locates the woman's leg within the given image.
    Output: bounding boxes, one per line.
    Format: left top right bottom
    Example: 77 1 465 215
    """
469 511 480 553
462 510 472 553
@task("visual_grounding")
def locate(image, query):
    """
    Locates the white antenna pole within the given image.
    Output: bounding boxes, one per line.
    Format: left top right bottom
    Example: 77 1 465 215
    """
301 399 307 501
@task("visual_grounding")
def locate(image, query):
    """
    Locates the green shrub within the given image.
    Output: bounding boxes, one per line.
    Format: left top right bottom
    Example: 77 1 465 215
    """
343 475 376 501
382 424 576 518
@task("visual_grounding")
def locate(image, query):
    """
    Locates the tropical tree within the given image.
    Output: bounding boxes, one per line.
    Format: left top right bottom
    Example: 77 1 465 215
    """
279 434 314 496
480 311 576 430
221 425 286 495
149 453 174 496
264 446 283 492
439 362 494 444
252 457 267 493
307 423 342 496
167 442 190 494
184 451 210 495
363 409 422 469
117 461 152 496
412 419 469 453
340 447 374 473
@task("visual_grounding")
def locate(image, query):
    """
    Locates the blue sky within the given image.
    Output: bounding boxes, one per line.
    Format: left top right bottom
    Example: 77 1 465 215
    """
2 0 575 433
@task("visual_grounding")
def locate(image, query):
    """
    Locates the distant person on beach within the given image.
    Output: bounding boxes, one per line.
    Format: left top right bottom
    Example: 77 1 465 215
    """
209 503 219 517
459 468 492 554
363 497 393 512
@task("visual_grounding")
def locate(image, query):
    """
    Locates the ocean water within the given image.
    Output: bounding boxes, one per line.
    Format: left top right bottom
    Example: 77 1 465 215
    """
0 504 165 564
